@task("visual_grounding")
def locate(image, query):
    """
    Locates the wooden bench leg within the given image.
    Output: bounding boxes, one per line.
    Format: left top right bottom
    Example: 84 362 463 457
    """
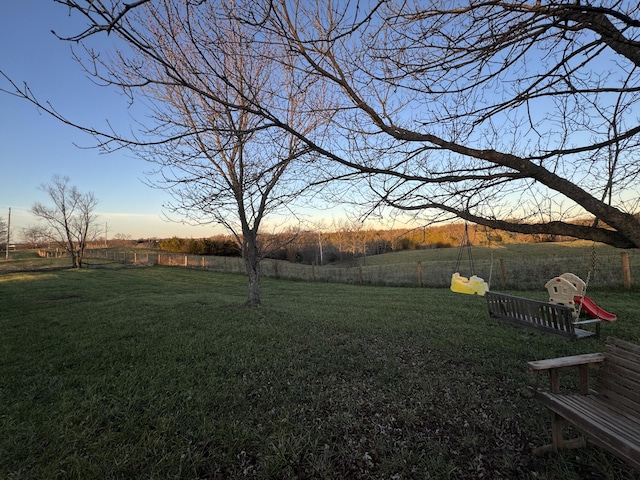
552 412 564 450
534 412 586 454
578 364 590 395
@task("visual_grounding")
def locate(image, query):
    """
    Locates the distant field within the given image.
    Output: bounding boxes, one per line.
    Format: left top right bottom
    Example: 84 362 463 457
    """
81 241 639 290
321 241 637 290
353 240 620 265
1 264 639 479
6 241 640 290
0 250 70 272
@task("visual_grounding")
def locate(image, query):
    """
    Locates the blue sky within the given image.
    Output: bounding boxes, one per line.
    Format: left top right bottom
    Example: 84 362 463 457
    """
0 2 224 240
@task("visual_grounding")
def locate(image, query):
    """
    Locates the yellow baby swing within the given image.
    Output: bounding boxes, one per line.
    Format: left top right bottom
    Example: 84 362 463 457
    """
450 223 489 296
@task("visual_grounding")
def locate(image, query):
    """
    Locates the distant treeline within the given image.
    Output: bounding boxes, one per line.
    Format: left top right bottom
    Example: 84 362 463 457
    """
154 223 577 265
157 237 241 257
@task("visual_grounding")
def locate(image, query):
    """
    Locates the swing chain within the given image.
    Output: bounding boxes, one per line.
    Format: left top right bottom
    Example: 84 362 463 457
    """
455 223 474 275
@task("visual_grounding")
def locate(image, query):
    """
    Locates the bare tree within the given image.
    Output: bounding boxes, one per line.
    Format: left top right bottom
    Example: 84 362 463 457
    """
246 0 640 248
0 215 7 253
22 225 48 248
128 3 325 305
32 175 99 268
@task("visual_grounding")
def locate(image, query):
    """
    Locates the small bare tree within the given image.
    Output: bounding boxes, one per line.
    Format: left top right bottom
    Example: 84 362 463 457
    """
22 225 49 248
32 175 99 268
0 216 6 249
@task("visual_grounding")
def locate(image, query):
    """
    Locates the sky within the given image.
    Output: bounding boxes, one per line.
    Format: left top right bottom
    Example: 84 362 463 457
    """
0 2 225 240
4 3 628 245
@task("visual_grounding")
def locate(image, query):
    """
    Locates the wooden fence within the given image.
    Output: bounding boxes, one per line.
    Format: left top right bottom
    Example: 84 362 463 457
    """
82 248 637 290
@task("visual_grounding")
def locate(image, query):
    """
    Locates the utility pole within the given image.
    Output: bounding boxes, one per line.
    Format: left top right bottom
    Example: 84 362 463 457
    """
5 207 10 260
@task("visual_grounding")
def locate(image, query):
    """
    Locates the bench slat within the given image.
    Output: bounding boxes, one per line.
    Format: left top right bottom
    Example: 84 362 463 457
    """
573 395 640 441
597 385 640 420
574 328 596 339
597 343 640 418
605 350 640 374
599 363 640 394
537 392 640 470
606 337 640 356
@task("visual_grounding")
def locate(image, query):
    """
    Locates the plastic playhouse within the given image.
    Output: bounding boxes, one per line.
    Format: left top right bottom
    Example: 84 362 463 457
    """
545 273 617 321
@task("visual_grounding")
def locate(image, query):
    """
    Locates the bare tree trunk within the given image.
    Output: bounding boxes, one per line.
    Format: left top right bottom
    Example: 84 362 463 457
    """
62 210 78 268
243 233 261 307
71 251 78 268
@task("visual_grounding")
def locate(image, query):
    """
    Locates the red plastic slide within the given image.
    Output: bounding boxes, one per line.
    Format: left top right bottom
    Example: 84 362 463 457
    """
574 296 617 322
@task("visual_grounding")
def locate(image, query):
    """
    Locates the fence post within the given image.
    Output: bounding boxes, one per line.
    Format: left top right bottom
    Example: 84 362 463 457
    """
312 261 316 282
359 263 364 285
500 258 506 289
273 260 280 279
621 251 631 289
184 255 188 267
158 253 161 265
417 261 423 287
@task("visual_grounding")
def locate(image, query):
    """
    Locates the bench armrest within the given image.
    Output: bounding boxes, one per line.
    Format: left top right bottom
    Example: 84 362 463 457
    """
528 353 604 371
573 319 602 325
528 353 605 394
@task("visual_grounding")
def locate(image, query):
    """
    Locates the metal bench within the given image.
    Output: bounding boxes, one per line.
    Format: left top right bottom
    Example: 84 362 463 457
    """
485 291 600 341
528 337 640 470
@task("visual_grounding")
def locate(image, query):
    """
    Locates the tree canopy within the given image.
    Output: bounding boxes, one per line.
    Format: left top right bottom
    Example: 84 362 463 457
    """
2 0 640 249
249 0 640 248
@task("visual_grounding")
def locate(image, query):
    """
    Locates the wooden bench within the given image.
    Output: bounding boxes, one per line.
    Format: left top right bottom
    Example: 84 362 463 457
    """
485 291 600 341
528 337 640 470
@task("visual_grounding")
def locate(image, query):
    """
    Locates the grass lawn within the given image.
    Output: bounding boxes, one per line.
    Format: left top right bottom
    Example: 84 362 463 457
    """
1 264 639 479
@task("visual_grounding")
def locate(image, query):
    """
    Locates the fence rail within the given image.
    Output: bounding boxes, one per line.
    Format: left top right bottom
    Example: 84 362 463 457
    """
82 248 638 290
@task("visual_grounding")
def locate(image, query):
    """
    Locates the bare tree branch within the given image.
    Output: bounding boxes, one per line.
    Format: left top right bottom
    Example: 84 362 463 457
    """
3 0 640 250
